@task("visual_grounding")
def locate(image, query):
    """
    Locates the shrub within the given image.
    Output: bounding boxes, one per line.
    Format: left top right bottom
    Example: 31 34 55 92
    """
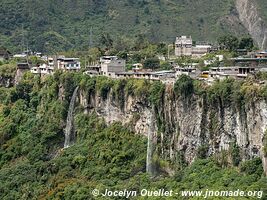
197 145 209 159
95 76 114 100
207 78 235 105
148 81 165 106
174 75 194 98
0 63 16 78
240 158 263 177
230 142 241 166
125 78 150 98
143 57 160 69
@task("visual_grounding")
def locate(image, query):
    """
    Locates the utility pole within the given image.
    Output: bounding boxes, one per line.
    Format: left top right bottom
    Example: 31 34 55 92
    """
89 27 93 49
26 40 29 64
21 25 25 53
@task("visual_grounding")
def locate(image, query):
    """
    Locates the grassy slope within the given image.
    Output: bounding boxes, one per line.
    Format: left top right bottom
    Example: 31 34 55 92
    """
0 0 247 52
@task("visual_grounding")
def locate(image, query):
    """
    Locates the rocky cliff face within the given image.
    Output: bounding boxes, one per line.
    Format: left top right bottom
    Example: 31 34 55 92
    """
78 86 267 175
236 0 267 49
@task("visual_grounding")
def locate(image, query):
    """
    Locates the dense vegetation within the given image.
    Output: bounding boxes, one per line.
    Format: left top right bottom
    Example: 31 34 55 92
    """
0 72 266 199
0 0 250 52
173 73 267 106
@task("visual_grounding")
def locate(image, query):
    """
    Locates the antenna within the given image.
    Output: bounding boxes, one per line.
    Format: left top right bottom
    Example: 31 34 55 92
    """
26 39 29 64
21 25 25 53
89 27 93 49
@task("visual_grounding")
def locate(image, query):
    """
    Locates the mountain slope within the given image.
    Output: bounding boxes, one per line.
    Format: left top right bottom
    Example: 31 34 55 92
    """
236 0 267 50
0 0 249 52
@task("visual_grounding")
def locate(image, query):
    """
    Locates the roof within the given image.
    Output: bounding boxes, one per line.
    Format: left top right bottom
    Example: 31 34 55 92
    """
230 57 267 61
115 71 175 76
57 57 79 61
152 70 175 74
17 63 30 69
101 56 118 58
115 72 135 75
195 45 212 48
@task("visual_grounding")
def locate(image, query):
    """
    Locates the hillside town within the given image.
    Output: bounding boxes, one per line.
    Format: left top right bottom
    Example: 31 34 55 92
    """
1 35 267 85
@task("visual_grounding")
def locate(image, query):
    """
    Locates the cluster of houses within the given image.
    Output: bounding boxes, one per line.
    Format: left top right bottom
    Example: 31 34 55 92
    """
83 50 267 84
85 56 176 83
3 35 267 84
0 48 81 75
30 57 80 75
16 54 81 76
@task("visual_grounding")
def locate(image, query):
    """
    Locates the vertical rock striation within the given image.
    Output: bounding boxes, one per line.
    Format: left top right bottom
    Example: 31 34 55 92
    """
79 87 267 175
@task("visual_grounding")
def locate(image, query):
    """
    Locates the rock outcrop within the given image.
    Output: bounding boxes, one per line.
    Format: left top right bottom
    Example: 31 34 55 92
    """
236 0 267 50
78 86 267 175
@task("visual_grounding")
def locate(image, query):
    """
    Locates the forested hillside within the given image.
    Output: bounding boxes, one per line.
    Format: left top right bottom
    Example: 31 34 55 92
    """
0 0 249 52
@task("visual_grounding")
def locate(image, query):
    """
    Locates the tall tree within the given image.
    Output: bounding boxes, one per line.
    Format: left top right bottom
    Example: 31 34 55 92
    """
239 37 254 51
218 35 239 51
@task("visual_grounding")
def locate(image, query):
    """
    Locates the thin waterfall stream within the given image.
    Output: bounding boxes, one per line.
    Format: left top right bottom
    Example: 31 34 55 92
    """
146 110 155 175
64 86 79 148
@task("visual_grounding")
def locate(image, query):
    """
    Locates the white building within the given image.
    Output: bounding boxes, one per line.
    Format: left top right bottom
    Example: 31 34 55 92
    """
57 57 81 71
30 63 54 75
100 56 125 76
13 53 27 58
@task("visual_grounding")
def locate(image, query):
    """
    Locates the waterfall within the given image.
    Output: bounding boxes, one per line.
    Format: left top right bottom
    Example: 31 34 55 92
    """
263 156 267 176
146 110 155 175
64 86 79 148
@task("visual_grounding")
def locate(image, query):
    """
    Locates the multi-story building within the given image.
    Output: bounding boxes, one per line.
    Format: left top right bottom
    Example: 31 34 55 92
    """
30 64 54 75
57 57 81 71
175 36 193 56
100 56 125 76
175 36 212 58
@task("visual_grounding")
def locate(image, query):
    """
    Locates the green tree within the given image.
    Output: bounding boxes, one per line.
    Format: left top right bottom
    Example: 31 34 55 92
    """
157 43 168 56
143 57 160 70
239 37 254 51
134 34 149 50
88 47 102 62
160 61 172 70
174 75 194 97
218 35 239 51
